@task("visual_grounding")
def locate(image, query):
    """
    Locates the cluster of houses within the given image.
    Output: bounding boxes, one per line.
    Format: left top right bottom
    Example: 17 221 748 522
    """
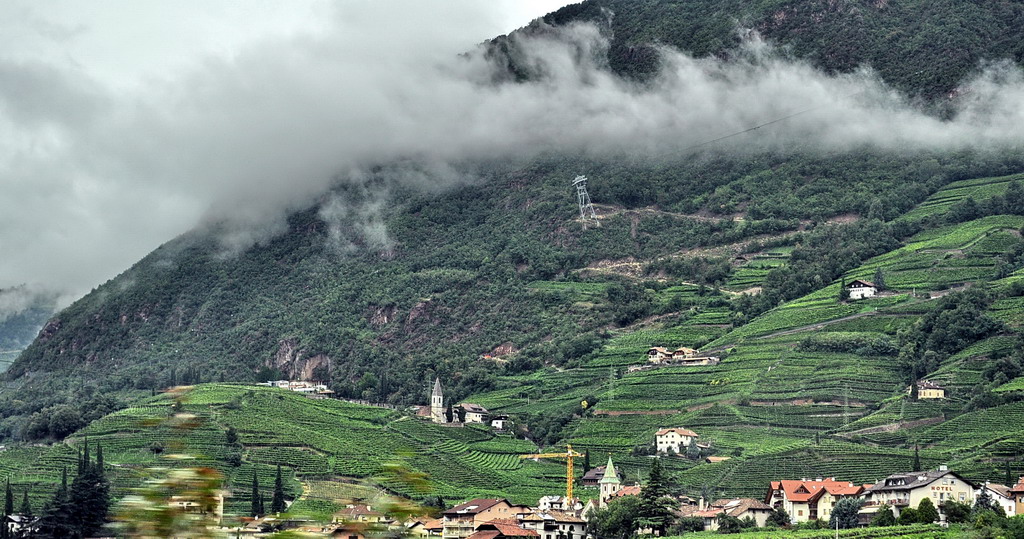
257 380 335 399
318 464 1024 537
628 347 720 372
417 379 513 431
762 467 1024 527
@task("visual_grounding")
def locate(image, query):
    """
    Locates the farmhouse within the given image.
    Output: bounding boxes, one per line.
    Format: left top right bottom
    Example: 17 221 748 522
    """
765 478 866 523
490 414 513 431
916 380 946 400
581 466 606 486
860 467 974 521
442 499 526 539
683 498 773 531
846 279 878 300
655 428 699 454
647 347 672 363
459 403 490 424
672 347 697 359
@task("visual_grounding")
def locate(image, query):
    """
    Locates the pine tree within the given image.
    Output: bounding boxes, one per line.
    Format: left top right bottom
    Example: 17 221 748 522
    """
250 470 262 517
271 465 286 514
637 458 675 535
19 490 31 518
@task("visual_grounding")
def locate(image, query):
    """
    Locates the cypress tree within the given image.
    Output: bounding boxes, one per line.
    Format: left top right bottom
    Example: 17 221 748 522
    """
912 445 921 471
1006 461 1012 486
39 468 74 538
96 443 104 473
873 267 886 291
19 491 30 518
250 470 261 517
583 449 591 473
4 480 13 516
271 465 286 514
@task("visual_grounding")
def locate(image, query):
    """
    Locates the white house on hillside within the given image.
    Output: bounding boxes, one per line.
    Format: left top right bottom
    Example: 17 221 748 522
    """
655 428 698 454
846 279 878 300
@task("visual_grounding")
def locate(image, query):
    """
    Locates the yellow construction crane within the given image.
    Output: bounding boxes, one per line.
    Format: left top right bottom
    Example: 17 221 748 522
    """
519 444 584 499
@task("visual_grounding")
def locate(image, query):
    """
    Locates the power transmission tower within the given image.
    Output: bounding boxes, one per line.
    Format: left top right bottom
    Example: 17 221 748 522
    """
573 175 599 229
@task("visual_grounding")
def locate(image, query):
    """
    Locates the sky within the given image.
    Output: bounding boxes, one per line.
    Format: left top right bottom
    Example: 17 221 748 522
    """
1 0 1022 314
0 0 574 306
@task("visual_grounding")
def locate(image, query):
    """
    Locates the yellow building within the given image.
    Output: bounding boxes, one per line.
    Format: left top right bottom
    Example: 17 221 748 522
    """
916 380 946 399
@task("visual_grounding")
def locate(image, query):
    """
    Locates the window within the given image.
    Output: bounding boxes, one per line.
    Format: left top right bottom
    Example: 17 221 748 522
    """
798 510 803 516
959 493 966 501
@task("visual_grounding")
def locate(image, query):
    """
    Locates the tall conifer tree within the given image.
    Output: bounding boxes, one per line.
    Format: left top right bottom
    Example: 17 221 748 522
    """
271 465 286 514
250 470 262 517
19 490 31 518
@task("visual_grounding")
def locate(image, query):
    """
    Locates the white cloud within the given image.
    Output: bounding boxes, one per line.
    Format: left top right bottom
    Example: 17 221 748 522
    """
0 2 1021 306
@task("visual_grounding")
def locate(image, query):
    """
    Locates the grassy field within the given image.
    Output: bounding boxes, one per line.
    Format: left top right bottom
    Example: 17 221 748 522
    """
0 384 573 522
675 524 958 538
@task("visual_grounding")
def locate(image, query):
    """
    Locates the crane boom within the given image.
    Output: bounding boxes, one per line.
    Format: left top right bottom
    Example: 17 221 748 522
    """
519 444 583 499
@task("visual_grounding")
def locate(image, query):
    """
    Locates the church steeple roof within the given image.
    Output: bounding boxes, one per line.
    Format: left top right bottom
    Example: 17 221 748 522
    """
432 377 443 397
600 456 620 484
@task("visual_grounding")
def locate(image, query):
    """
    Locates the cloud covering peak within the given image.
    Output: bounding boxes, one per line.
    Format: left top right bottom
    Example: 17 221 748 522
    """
1 1 1023 304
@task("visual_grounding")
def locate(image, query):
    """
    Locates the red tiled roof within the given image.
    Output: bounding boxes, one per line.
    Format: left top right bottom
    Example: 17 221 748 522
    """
847 279 876 288
769 479 860 503
656 428 698 437
612 486 642 497
467 531 501 539
1011 477 1024 494
473 521 539 538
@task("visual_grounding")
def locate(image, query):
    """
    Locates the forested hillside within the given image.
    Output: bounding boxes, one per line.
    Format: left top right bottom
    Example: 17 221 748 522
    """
4 0 1024 438
2 0 1024 521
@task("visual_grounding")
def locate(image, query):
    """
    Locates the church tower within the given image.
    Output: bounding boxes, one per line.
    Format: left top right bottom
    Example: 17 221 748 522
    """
599 455 621 507
431 377 445 423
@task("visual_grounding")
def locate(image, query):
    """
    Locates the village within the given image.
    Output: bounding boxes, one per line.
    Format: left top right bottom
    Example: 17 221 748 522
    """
230 451 1024 537
210 375 1018 538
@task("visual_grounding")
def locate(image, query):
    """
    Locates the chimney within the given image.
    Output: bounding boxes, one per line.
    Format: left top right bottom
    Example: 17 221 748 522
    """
699 497 705 511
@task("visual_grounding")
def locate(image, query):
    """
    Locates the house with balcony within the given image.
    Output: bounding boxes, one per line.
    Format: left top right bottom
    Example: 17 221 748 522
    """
860 467 975 522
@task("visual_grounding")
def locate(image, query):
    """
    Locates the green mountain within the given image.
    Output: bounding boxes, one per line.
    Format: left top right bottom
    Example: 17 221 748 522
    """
2 0 1024 516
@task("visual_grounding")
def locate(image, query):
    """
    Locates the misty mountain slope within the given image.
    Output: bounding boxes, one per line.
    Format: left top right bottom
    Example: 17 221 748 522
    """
4 0 1024 438
532 0 1024 97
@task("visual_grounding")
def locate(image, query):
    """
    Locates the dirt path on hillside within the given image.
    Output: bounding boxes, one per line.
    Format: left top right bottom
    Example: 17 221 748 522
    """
836 416 945 437
753 310 882 340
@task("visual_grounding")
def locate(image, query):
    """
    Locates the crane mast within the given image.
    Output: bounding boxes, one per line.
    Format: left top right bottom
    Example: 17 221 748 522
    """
519 444 584 499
